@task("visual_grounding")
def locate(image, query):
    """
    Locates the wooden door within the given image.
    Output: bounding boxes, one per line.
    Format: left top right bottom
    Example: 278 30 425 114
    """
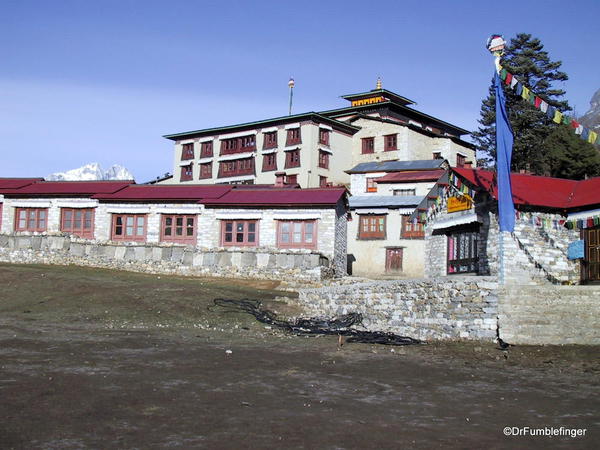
583 227 600 283
386 248 403 272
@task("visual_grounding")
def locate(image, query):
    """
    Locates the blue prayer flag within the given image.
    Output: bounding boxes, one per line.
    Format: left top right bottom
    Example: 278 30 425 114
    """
495 71 515 232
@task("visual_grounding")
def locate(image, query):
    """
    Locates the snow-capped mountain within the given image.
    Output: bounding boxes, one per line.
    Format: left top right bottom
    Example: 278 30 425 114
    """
579 88 600 133
46 163 134 181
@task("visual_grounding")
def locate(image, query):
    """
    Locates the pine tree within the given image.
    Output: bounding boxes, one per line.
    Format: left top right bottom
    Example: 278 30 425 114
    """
544 125 600 179
473 33 571 175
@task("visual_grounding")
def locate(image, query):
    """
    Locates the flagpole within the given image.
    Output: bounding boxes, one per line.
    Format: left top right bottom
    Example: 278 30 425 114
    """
288 77 295 115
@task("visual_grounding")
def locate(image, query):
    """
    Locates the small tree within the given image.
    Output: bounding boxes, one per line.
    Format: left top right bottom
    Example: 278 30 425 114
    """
473 33 571 175
544 125 600 179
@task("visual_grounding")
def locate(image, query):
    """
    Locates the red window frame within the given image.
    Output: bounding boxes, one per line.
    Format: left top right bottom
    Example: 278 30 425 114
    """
366 178 378 193
362 137 374 154
199 162 212 179
286 128 301 146
318 129 330 146
358 215 386 239
263 132 278 149
220 135 256 155
181 143 194 160
160 214 196 245
285 149 300 168
318 150 329 169
262 153 277 172
111 214 147 242
60 208 95 239
181 164 193 181
401 215 425 239
277 220 317 249
200 141 213 158
384 134 397 151
286 174 298 185
456 154 466 167
14 207 48 232
218 158 255 178
221 220 258 247
319 176 329 187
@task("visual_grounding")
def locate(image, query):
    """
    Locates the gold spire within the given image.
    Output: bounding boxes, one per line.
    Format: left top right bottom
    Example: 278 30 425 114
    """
376 77 382 90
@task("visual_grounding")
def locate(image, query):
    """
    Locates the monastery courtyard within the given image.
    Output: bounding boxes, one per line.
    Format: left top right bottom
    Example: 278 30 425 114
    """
0 264 598 449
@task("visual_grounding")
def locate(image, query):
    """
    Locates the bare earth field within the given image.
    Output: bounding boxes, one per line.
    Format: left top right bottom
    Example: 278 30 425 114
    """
0 263 598 449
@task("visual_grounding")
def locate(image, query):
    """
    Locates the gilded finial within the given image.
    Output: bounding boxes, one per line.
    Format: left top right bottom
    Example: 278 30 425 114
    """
376 77 382 90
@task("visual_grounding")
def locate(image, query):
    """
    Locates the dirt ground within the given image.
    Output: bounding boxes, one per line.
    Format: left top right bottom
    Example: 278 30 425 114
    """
0 263 598 449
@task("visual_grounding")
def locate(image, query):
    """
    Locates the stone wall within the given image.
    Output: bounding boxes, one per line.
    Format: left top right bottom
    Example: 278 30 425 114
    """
499 285 600 345
0 234 333 282
297 277 498 341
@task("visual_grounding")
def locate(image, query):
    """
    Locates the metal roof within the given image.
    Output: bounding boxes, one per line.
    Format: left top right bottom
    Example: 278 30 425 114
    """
349 195 424 208
346 159 446 174
0 178 44 191
376 169 446 183
93 184 231 201
201 188 347 207
2 181 132 196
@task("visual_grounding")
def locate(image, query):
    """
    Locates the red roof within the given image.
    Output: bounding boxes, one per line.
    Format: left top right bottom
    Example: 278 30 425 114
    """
201 188 347 206
376 170 445 183
2 181 132 196
0 178 44 190
93 184 232 201
453 168 600 210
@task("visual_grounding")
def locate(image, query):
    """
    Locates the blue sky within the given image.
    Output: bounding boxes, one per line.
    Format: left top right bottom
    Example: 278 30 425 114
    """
2 0 598 182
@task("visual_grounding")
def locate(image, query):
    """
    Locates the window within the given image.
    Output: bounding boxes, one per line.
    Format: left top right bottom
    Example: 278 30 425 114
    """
318 150 329 169
263 132 278 149
358 215 386 239
221 220 258 246
277 220 317 249
319 129 330 146
456 154 466 167
366 178 378 193
111 214 147 242
362 137 374 154
393 188 416 196
61 208 94 239
447 229 479 274
286 174 298 185
286 128 301 145
220 135 256 155
15 208 47 232
199 162 212 179
218 158 255 178
285 149 300 168
200 141 213 158
181 143 194 160
181 164 193 181
401 215 425 239
433 152 442 160
262 153 277 172
319 176 328 187
161 214 196 245
384 134 397 151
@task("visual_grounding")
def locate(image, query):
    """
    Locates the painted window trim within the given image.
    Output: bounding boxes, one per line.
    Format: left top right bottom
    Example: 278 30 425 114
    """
276 220 318 250
220 219 259 247
14 207 48 232
160 214 197 245
111 213 148 242
60 207 95 239
357 214 386 240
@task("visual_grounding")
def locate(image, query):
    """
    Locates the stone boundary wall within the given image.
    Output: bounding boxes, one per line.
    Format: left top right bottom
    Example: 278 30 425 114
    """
0 234 332 282
499 285 600 345
297 277 499 341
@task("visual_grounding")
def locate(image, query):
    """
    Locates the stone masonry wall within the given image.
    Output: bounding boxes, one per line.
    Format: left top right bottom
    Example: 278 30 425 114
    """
0 234 332 282
297 277 499 341
499 285 600 345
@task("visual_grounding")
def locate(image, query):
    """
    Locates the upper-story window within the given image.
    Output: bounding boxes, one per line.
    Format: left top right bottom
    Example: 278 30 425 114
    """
401 215 425 239
263 132 278 149
262 153 277 172
180 164 193 181
111 214 147 242
366 178 378 193
384 134 397 151
181 143 194 160
393 188 416 196
218 158 255 178
200 141 213 158
318 150 329 169
285 149 300 168
319 129 330 146
456 154 466 167
199 162 212 179
61 208 94 239
433 152 442 160
362 137 374 154
220 135 256 155
15 208 47 232
286 128 301 146
358 215 386 239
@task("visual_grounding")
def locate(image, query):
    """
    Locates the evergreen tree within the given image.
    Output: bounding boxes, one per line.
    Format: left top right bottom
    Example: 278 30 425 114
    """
544 125 600 179
473 33 571 175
